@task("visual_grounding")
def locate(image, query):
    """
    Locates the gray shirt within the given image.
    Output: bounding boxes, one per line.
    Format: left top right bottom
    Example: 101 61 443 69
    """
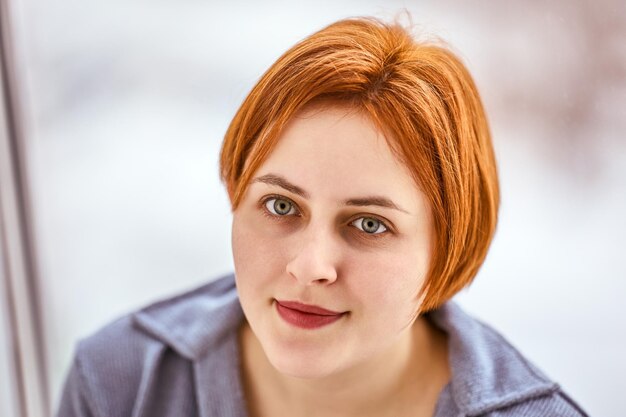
56 274 588 416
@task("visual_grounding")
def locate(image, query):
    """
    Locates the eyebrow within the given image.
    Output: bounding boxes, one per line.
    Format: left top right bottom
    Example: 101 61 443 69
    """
253 174 310 199
252 173 409 214
343 196 409 214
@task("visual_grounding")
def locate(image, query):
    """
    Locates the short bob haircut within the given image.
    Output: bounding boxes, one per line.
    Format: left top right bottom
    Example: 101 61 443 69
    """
220 17 499 312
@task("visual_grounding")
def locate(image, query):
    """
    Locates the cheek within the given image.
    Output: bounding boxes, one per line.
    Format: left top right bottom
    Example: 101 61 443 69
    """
232 212 290 289
344 241 429 316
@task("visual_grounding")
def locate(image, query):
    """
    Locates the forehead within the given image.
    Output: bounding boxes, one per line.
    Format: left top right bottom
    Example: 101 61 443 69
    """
254 104 423 207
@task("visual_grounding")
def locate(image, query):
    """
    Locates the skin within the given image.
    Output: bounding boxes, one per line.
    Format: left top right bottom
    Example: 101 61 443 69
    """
232 104 450 417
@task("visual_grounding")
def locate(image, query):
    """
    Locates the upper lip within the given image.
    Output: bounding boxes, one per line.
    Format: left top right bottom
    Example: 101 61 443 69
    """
275 300 344 316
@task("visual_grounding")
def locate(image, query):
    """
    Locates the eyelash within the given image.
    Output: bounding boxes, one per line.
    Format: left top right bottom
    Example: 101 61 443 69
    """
259 194 392 239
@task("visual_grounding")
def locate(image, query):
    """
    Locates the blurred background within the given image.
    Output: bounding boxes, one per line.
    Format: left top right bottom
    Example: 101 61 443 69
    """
0 0 624 416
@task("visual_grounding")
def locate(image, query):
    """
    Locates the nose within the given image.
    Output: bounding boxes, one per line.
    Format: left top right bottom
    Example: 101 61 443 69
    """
286 229 339 286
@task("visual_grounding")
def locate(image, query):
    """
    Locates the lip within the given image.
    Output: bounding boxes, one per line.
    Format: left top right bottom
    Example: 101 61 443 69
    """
275 300 346 329
275 300 343 315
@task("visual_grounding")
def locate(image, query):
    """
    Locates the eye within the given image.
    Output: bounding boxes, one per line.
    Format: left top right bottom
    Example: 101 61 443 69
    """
351 217 387 234
264 197 297 216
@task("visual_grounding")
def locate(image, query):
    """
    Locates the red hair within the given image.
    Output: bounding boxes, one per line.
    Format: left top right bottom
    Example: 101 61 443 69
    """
220 17 499 311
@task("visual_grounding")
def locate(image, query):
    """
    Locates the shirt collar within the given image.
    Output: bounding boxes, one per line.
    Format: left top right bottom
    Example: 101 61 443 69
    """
427 302 559 415
132 274 244 361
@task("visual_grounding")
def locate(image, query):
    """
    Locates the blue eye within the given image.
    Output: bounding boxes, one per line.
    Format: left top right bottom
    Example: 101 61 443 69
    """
351 217 387 234
265 197 297 216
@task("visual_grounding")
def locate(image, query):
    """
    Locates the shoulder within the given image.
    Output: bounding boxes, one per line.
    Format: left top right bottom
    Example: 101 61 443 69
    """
57 273 243 416
76 272 241 363
428 302 589 417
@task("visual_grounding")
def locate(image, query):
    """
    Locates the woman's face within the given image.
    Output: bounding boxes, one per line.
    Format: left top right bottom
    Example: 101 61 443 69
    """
232 104 434 379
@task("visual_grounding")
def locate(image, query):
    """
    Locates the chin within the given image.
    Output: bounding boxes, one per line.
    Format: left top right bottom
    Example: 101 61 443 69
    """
264 340 346 380
269 354 338 380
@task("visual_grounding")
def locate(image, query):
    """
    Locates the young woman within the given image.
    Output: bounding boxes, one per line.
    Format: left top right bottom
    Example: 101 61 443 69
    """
57 17 588 417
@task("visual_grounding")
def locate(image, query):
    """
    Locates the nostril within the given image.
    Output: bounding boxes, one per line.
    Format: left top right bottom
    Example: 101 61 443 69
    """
286 263 338 286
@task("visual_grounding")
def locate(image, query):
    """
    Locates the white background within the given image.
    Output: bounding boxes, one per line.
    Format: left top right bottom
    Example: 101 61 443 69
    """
5 0 625 416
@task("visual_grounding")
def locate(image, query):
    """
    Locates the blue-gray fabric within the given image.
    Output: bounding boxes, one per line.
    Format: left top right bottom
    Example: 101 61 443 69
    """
56 274 588 417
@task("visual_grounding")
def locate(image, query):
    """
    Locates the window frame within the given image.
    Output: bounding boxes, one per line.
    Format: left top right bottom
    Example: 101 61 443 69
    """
0 0 50 415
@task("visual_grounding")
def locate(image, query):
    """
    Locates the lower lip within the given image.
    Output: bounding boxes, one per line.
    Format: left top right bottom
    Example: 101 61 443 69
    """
275 301 345 329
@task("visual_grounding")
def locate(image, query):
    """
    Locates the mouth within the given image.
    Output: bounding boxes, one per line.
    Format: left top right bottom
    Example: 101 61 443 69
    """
274 299 347 329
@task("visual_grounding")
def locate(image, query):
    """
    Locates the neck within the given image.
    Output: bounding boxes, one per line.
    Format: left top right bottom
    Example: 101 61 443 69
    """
239 316 450 417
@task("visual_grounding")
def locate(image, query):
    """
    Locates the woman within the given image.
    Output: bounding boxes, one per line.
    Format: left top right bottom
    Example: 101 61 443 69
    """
57 17 588 417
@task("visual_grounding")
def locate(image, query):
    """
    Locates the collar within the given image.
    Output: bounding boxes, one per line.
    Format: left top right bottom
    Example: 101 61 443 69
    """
132 274 248 417
427 302 559 416
132 274 244 361
132 274 559 416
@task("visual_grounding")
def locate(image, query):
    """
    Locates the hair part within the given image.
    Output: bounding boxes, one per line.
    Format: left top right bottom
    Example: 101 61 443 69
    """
220 16 499 311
